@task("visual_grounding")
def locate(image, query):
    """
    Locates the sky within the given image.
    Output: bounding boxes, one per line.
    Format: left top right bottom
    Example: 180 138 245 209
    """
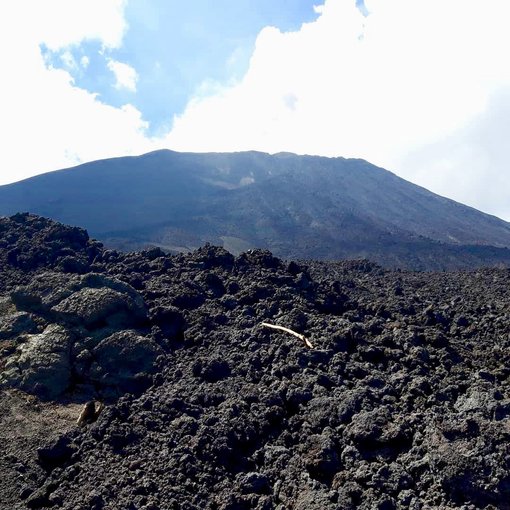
1 0 510 220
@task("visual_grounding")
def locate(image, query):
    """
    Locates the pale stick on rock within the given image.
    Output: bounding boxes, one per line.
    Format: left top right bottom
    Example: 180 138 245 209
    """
260 322 314 349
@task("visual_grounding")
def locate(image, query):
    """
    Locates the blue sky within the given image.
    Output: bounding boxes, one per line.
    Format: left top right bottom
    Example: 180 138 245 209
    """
1 0 510 221
41 0 321 137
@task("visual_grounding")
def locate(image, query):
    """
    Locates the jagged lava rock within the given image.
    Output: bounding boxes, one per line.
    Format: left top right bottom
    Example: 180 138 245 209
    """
0 324 73 399
0 214 510 510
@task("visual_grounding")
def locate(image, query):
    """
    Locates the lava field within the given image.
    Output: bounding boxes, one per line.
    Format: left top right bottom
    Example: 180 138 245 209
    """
1 213 510 509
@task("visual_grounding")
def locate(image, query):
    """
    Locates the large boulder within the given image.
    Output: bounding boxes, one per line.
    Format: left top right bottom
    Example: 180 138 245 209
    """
10 272 147 329
90 330 163 396
10 272 86 313
2 272 151 400
0 300 36 340
52 286 146 328
0 324 73 398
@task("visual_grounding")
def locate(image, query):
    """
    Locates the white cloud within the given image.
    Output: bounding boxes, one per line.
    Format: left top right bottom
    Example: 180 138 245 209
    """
0 0 155 185
1 0 510 223
164 0 510 220
24 0 127 50
399 88 510 220
107 59 139 92
80 55 90 69
61 50 77 70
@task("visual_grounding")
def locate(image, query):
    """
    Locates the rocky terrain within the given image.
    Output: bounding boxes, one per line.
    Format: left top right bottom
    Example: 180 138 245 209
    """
1 213 510 509
2 150 510 270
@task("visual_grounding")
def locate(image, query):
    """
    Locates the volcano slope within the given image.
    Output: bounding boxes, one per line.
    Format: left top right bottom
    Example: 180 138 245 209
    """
1 213 510 510
3 149 510 271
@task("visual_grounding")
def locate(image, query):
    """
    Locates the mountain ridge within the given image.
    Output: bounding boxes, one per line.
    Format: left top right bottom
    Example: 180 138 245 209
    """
1 149 510 270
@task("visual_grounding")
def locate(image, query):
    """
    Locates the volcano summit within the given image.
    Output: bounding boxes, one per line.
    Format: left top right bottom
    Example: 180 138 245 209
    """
1 150 510 270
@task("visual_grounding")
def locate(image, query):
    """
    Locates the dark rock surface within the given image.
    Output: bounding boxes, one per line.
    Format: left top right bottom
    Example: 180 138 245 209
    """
1 214 510 509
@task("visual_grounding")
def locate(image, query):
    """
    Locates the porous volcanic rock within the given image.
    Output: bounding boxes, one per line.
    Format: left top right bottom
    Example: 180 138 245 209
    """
90 330 163 396
1 214 510 510
0 324 72 399
1 260 151 399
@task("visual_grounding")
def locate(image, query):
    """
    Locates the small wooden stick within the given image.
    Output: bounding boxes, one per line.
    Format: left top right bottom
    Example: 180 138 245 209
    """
260 322 314 349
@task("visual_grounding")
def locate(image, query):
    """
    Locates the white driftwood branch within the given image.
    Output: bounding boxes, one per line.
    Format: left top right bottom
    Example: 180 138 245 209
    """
260 322 314 349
